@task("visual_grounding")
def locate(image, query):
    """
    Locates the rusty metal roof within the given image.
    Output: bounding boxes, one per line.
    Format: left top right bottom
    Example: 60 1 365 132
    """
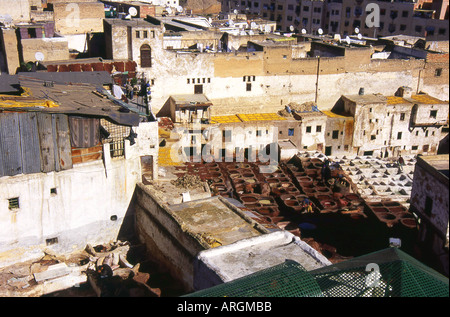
0 77 141 126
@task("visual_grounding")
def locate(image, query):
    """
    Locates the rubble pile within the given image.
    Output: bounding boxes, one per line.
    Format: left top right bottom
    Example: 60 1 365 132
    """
278 101 317 117
170 174 203 189
0 240 163 297
84 241 161 297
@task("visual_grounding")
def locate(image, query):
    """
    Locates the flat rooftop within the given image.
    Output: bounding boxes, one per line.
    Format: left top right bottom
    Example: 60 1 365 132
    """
169 196 266 247
196 231 331 283
418 154 450 179
343 94 387 105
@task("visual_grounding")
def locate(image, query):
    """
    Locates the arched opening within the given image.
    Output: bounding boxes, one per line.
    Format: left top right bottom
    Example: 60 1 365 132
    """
140 44 152 68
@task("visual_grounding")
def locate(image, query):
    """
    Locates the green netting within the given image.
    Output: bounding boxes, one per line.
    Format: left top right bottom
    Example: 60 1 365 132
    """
185 248 449 297
184 260 323 297
309 247 449 297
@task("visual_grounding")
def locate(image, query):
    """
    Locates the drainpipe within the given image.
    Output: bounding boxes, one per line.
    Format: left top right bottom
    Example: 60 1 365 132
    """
315 56 320 104
417 63 425 94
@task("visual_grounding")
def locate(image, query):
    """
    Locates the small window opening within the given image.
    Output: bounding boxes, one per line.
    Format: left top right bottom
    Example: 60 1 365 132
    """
8 197 19 210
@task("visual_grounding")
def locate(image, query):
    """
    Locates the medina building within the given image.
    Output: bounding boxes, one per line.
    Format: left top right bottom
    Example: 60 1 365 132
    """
103 16 449 119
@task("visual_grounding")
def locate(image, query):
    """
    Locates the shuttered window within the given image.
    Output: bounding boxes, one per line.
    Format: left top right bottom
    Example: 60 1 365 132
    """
140 44 152 68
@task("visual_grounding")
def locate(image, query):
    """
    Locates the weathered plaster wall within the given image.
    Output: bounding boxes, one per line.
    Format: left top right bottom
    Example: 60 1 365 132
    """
21 37 69 62
0 122 158 267
0 28 21 74
53 1 104 35
134 183 209 292
0 0 30 22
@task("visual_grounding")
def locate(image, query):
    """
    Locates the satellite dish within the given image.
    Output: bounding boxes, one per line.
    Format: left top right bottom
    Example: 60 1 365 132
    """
229 19 235 27
345 36 351 44
233 9 238 14
166 7 172 15
357 33 363 40
264 24 271 33
301 29 307 34
128 7 137 17
35 52 44 61
208 17 212 24
289 25 294 32
250 21 257 29
176 6 183 13
334 34 341 42
354 27 360 34
318 28 323 35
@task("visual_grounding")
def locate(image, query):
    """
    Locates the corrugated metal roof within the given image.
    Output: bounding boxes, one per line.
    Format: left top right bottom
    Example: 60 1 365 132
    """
0 77 141 126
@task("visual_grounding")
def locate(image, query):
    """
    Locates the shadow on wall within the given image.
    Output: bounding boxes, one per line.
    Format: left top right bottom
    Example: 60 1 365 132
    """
330 96 346 115
438 133 449 154
155 98 172 118
117 187 138 243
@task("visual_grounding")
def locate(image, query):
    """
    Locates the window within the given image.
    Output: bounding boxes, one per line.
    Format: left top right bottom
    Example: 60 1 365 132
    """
50 188 57 195
438 28 446 35
256 130 262 136
423 144 429 152
412 145 418 150
303 6 309 12
288 128 294 136
8 197 19 210
46 237 58 246
400 24 406 31
246 83 252 91
390 10 398 19
223 130 232 142
415 25 422 33
371 135 376 140
306 126 312 133
316 125 322 132
400 113 405 121
435 68 442 77
402 11 408 18
332 130 339 139
136 31 140 38
425 130 429 137
187 79 190 84
140 44 152 67
430 110 437 118
397 132 402 140
194 84 203 94
143 31 148 38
